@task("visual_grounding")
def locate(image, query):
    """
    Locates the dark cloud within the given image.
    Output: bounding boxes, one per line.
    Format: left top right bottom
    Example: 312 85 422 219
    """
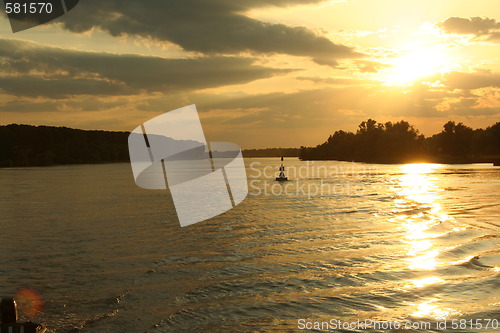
296 76 381 85
438 17 500 42
0 38 291 98
489 32 500 41
0 100 60 113
0 77 125 98
355 60 391 74
0 97 129 113
439 70 500 90
138 86 447 125
58 0 362 66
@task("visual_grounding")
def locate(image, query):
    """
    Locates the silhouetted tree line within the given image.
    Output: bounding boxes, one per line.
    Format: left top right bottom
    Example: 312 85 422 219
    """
299 119 500 164
1 121 498 167
0 124 130 167
0 124 301 168
243 147 299 157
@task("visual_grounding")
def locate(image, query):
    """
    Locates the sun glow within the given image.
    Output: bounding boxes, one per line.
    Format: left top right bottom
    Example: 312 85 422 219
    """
384 48 450 85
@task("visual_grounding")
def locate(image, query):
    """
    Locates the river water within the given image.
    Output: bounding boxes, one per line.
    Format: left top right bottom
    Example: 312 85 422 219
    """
0 159 499 332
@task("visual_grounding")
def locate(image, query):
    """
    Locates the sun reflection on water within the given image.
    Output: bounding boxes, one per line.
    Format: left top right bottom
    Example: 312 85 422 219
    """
411 298 460 320
395 163 449 271
405 276 444 288
394 164 461 319
399 163 442 205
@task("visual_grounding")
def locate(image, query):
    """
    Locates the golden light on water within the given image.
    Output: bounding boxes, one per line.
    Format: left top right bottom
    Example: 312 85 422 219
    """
411 298 459 320
400 163 440 175
395 163 448 271
408 249 440 271
395 164 477 320
399 163 442 204
406 276 444 288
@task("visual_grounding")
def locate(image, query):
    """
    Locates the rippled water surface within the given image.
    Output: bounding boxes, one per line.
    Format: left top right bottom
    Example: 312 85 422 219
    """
0 159 499 332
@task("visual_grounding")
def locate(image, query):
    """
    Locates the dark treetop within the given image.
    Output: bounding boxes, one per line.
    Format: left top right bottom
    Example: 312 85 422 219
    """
299 120 500 164
0 124 130 167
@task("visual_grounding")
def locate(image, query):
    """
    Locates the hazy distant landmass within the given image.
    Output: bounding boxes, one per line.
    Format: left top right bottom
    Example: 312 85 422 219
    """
243 148 299 158
299 119 500 164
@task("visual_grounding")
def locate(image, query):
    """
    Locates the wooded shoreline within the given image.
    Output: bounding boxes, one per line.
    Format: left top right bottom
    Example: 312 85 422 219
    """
1 120 499 167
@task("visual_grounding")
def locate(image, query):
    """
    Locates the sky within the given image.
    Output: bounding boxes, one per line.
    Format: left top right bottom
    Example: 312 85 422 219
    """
0 0 499 148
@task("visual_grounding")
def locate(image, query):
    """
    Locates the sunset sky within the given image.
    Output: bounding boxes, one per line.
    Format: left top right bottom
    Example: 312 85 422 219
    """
0 0 499 148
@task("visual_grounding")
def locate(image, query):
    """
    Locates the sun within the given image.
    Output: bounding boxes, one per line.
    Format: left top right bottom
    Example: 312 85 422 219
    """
384 48 450 85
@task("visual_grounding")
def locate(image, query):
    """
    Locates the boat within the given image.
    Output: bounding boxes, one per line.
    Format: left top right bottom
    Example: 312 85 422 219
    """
275 156 288 181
